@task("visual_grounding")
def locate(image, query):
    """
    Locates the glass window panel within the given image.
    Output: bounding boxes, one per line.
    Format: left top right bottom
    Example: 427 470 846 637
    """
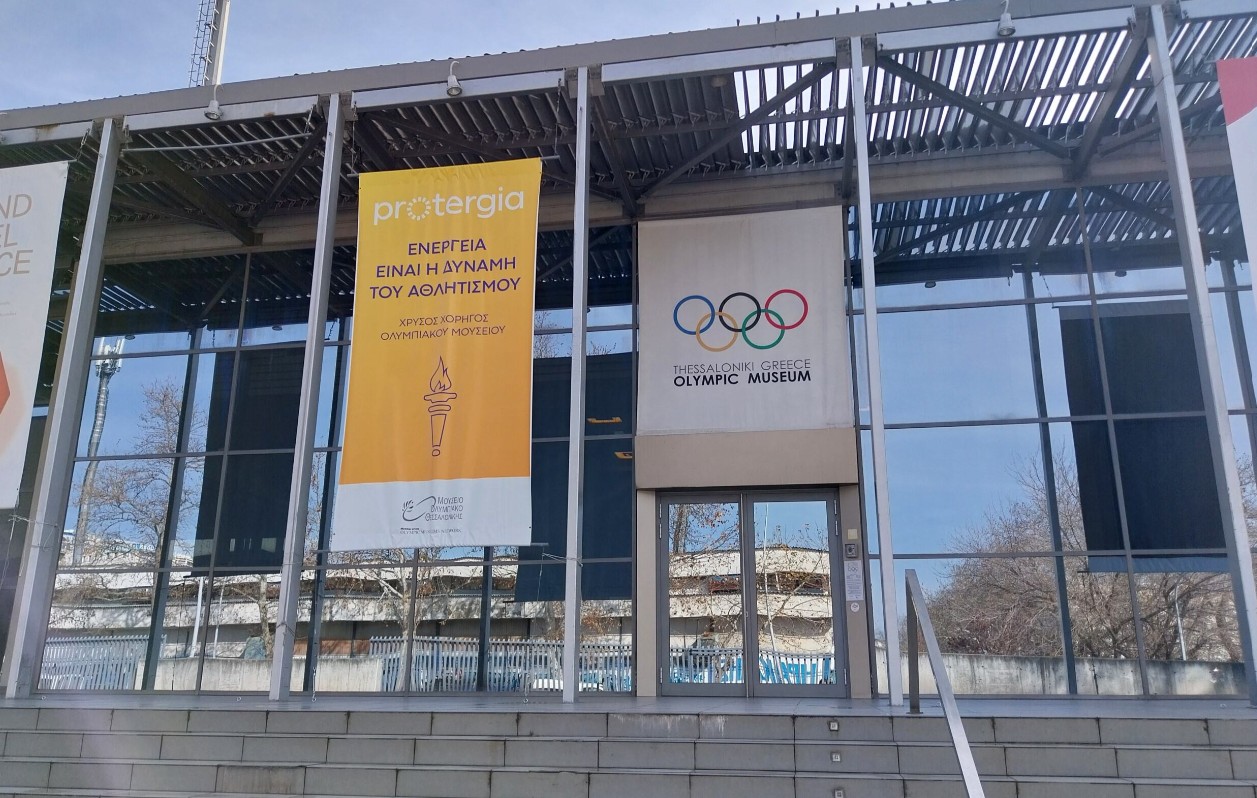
313 346 342 449
76 354 189 457
860 429 878 554
193 453 294 574
580 598 633 692
95 256 245 353
241 251 314 345
1030 298 1094 419
532 345 571 438
875 275 1024 308
199 572 279 691
852 314 869 427
903 557 1067 695
150 570 210 690
1135 571 1244 696
310 566 409 692
1092 263 1186 294
42 574 154 690
665 500 742 687
1207 259 1252 289
884 424 1045 554
1095 299 1202 415
411 562 484 692
582 439 633 565
588 304 633 327
62 458 174 569
1226 288 1257 410
879 306 1038 423
535 308 573 330
227 347 304 451
586 347 632 437
167 456 208 567
1065 556 1142 695
1050 421 1119 553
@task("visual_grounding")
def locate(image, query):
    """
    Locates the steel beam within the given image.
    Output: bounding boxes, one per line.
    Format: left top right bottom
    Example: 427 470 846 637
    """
1147 6 1257 704
1087 184 1176 231
850 38 904 706
1067 11 1150 180
127 151 259 245
602 39 837 83
877 6 1137 52
124 96 317 133
249 115 328 225
640 61 835 199
0 120 93 146
2 118 121 697
269 94 345 700
875 55 1073 161
562 66 591 705
879 191 1039 261
590 94 639 218
352 71 566 112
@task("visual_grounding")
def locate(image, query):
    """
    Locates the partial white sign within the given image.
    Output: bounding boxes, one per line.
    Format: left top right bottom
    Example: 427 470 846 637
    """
1219 59 1257 303
0 162 68 508
638 208 850 435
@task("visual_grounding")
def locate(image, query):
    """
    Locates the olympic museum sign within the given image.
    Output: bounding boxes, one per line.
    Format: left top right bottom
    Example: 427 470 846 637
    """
0 0 1255 716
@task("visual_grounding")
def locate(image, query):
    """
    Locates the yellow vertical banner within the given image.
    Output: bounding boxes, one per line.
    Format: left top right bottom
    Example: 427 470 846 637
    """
332 159 541 549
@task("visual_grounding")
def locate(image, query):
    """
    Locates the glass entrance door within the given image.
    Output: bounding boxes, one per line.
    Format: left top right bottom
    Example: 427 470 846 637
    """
660 491 844 697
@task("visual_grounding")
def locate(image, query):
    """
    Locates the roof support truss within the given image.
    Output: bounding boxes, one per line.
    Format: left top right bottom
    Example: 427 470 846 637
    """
128 151 259 245
1068 10 1151 180
875 54 1073 161
590 94 639 218
639 60 837 200
249 116 327 226
879 190 1039 261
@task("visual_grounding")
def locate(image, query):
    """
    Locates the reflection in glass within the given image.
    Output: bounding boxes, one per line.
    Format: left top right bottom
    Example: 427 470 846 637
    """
311 566 409 692
1065 557 1141 695
199 572 280 691
667 501 743 685
1136 571 1244 695
752 500 835 686
76 354 190 457
149 572 210 691
914 557 1066 695
62 458 175 569
241 250 314 345
41 574 154 690
884 424 1044 554
879 305 1038 423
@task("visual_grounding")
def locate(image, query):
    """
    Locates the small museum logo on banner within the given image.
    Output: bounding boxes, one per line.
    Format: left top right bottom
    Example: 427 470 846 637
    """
637 207 850 435
333 160 541 549
1219 58 1257 296
0 162 68 508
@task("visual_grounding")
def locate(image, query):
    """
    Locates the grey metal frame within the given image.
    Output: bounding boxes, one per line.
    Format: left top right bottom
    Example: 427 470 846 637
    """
850 35 904 706
269 95 344 699
3 118 122 697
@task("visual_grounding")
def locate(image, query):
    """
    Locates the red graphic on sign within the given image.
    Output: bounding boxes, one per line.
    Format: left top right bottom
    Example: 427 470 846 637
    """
0 351 9 417
1219 58 1257 126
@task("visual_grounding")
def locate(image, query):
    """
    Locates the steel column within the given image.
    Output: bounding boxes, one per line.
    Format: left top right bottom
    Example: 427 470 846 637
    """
849 37 903 706
1147 6 1257 703
269 95 345 699
3 118 122 697
562 66 592 704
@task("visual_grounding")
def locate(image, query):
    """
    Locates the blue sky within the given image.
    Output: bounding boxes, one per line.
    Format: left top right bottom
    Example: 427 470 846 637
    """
2 1 859 111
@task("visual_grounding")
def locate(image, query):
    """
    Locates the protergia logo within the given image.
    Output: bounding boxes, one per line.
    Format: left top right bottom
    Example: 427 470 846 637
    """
373 186 527 225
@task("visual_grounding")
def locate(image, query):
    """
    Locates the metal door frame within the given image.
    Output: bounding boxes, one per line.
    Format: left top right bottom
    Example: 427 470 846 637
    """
658 489 845 697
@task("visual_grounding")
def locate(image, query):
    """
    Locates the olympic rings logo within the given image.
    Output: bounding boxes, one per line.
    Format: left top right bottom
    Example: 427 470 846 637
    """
672 289 809 351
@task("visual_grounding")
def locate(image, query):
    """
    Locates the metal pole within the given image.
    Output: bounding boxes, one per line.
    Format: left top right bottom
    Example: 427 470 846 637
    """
477 547 492 691
205 0 231 87
1148 6 1257 703
562 66 591 704
2 118 121 697
269 95 344 700
849 36 903 706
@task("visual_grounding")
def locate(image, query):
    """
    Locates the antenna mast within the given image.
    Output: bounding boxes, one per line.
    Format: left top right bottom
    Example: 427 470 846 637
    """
189 0 232 88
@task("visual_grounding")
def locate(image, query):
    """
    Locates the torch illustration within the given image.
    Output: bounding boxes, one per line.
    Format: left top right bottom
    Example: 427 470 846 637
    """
423 357 458 457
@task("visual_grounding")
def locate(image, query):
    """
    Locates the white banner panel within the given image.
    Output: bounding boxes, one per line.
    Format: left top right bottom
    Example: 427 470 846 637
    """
0 162 68 508
638 207 850 435
1219 58 1257 291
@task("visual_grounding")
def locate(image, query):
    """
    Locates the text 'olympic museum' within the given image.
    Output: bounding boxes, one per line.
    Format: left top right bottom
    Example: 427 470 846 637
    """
4 0 1257 716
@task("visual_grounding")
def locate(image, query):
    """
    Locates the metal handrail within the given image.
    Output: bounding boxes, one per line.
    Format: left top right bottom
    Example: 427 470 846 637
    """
905 569 986 798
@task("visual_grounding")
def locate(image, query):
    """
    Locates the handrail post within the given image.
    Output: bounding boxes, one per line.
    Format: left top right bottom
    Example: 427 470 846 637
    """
907 580 920 715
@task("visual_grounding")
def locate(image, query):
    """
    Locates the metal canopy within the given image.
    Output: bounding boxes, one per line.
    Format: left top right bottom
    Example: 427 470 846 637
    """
0 0 1252 285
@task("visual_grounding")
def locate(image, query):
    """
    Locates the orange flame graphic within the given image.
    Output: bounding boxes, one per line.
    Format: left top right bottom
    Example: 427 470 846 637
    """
430 357 453 393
